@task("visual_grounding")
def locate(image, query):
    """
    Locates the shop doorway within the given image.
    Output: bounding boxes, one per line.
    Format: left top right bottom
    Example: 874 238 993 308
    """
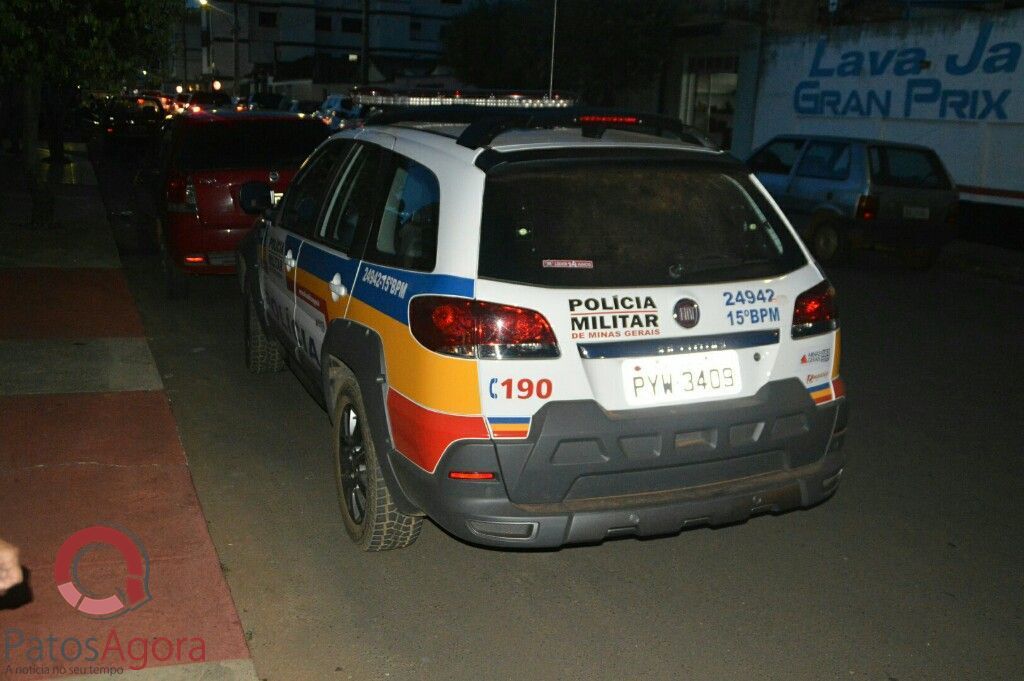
679 55 738 149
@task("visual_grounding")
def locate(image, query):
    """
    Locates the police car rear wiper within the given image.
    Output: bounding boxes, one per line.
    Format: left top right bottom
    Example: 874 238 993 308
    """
667 254 762 278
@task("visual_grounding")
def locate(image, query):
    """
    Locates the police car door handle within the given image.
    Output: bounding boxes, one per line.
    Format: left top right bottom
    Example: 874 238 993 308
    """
284 249 296 271
329 273 347 302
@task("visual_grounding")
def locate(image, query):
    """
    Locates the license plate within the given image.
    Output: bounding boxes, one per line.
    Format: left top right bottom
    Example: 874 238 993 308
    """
623 351 742 406
902 205 930 220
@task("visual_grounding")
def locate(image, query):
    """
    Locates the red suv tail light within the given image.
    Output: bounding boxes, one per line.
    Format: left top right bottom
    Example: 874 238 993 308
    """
855 194 878 221
166 172 197 213
792 281 838 338
409 296 559 359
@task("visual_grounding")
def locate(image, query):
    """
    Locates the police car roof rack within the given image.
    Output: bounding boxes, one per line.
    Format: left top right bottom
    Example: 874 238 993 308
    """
364 105 713 150
455 109 712 149
352 90 574 110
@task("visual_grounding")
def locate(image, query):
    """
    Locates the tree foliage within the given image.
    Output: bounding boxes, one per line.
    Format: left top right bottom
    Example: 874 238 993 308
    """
0 0 181 227
0 0 181 88
442 0 681 104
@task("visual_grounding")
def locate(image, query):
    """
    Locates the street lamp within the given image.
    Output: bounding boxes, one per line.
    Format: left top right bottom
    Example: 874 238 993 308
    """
198 0 241 97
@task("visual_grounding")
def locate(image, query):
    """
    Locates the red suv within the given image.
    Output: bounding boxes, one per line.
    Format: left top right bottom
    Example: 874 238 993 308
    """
152 111 330 297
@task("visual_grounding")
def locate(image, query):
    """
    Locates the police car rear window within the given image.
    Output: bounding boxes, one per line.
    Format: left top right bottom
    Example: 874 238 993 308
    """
479 160 806 287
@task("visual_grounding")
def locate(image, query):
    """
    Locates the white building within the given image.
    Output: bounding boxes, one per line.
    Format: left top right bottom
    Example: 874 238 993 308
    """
170 0 469 99
750 11 1024 210
626 4 1024 228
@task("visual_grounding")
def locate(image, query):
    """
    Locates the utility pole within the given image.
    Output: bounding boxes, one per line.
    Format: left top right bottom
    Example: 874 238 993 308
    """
361 0 370 85
548 0 558 98
233 0 240 96
182 8 189 83
207 7 215 74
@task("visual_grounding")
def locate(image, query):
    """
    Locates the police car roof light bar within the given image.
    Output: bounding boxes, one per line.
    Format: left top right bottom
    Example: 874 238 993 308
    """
453 108 712 150
351 92 574 109
362 101 715 150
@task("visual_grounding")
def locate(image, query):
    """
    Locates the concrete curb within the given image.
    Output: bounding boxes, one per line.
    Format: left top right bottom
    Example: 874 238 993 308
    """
0 338 164 395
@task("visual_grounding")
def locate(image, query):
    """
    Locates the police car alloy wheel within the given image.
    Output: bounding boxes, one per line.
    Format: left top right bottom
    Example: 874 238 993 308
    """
331 377 422 551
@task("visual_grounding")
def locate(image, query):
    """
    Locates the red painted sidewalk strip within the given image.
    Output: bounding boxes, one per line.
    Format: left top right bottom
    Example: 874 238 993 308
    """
0 392 250 677
0 269 144 339
0 392 182 470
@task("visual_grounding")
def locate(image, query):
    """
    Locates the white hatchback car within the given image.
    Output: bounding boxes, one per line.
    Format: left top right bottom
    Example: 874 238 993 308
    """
238 104 848 551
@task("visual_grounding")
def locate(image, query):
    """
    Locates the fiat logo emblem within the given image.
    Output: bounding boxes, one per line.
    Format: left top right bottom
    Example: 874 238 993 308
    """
268 170 280 183
673 298 700 328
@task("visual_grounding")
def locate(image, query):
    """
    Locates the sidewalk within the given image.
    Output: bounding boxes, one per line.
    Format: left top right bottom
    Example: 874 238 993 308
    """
0 146 257 681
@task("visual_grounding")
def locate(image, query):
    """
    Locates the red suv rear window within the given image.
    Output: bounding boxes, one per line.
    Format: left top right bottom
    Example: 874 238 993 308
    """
179 119 330 171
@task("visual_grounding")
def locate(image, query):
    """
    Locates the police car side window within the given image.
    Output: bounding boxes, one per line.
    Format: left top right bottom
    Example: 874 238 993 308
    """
277 141 351 237
364 153 439 272
319 143 380 255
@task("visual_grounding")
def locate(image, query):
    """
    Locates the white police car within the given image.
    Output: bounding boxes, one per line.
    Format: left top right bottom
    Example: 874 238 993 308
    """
238 97 848 551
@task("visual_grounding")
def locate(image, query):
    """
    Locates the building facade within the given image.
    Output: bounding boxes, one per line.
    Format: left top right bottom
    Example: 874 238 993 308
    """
750 10 1024 209
634 4 1023 215
170 0 469 99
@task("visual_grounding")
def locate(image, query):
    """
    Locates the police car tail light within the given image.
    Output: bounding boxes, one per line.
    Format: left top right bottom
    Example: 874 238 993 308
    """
792 281 838 339
409 296 559 359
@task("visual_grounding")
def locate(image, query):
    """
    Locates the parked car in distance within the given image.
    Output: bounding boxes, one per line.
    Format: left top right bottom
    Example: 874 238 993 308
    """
287 99 321 117
187 90 232 112
139 90 174 112
318 93 363 129
747 135 958 267
144 111 331 297
102 95 166 144
171 92 191 113
246 92 287 111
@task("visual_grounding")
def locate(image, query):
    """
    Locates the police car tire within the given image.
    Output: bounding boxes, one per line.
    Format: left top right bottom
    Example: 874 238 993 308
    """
332 377 422 551
244 295 286 373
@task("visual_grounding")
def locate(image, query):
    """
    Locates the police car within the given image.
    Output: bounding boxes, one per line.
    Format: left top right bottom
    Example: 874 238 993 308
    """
237 95 848 551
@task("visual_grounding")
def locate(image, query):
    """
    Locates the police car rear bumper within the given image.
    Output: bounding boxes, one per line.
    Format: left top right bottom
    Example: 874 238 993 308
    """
452 451 843 547
391 380 847 549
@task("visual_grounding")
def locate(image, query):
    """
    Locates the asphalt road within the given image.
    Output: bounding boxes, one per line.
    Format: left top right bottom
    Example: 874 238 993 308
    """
97 147 1024 681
